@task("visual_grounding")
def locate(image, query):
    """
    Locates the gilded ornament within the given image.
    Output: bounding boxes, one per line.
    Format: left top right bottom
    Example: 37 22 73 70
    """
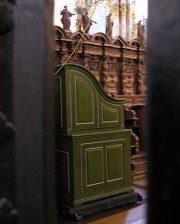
120 8 127 16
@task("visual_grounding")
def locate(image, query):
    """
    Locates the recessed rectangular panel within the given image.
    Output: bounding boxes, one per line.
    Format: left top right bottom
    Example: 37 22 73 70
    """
56 150 70 192
102 103 118 122
75 77 94 124
98 95 124 128
106 144 123 182
85 147 104 186
69 70 98 130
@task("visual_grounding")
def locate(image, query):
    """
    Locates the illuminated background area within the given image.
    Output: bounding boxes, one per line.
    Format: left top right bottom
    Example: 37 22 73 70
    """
54 0 148 41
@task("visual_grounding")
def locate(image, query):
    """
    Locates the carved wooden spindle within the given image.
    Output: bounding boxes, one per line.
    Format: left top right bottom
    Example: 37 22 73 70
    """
137 63 143 94
121 61 127 95
102 57 109 93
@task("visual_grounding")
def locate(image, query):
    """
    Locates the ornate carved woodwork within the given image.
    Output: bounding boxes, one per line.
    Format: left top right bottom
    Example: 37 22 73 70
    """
124 108 139 155
54 26 146 100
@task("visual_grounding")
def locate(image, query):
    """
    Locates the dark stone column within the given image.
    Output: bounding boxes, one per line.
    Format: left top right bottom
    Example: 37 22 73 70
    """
13 0 56 224
147 0 180 223
0 0 17 223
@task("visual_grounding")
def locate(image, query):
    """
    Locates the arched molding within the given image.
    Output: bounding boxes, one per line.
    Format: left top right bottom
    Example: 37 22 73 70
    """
54 26 67 38
91 32 111 43
129 38 144 48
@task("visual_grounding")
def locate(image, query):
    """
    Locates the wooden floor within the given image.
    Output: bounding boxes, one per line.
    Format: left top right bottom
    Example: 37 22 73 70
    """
57 178 147 224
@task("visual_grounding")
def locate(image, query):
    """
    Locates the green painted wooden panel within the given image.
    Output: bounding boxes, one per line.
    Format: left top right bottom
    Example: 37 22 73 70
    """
55 74 68 134
55 64 132 207
85 147 104 185
106 144 123 181
69 70 98 130
102 104 118 122
54 64 125 134
69 132 132 205
56 151 70 191
75 77 94 123
98 95 124 129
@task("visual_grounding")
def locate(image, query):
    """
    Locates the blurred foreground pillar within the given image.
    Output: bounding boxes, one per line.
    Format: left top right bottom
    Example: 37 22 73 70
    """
13 0 56 224
147 0 180 223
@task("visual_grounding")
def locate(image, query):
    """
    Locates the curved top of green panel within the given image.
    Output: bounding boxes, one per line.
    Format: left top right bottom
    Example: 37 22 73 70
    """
54 63 124 105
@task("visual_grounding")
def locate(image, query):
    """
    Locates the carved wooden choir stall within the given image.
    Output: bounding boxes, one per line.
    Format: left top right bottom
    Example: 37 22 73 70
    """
54 26 147 180
55 64 140 220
